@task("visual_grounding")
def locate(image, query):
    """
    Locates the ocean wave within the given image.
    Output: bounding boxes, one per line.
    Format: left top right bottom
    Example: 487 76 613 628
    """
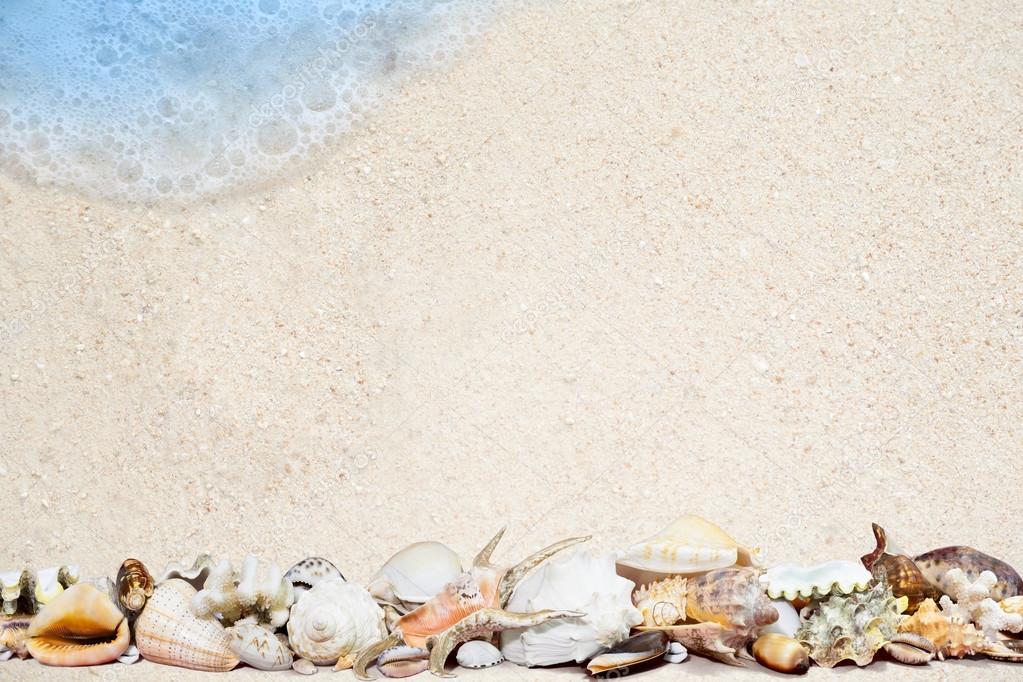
0 0 501 200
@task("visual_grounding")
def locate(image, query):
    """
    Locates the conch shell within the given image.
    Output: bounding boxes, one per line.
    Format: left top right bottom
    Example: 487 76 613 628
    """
686 567 777 636
915 546 1023 602
25 583 130 666
617 515 762 577
861 524 940 613
633 576 687 627
762 561 871 600
135 579 239 672
117 558 154 613
287 577 386 668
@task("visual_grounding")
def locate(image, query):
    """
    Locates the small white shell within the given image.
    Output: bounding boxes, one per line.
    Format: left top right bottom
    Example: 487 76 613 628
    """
762 561 872 600
118 644 140 665
227 622 294 671
664 641 687 663
368 542 462 605
456 641 503 669
293 657 318 675
287 578 385 667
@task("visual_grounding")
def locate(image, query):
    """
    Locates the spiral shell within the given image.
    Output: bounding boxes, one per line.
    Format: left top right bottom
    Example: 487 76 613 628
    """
117 558 154 613
287 577 385 668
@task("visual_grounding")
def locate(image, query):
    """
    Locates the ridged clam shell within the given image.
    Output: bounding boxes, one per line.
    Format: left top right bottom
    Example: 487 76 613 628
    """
617 515 762 575
762 561 872 600
135 579 238 672
287 577 385 667
752 633 809 674
456 641 503 669
227 622 293 671
26 583 130 666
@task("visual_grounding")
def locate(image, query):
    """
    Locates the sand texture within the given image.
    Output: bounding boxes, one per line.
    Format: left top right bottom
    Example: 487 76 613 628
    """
2 0 1022 679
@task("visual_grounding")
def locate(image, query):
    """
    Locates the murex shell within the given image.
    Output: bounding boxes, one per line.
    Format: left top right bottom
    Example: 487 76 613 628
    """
193 554 294 628
796 583 903 668
860 524 939 613
501 550 642 667
287 577 386 668
914 546 1023 602
0 565 79 616
285 557 345 599
367 541 463 607
456 640 503 669
135 579 239 672
227 622 294 671
633 575 687 627
762 561 871 600
686 567 777 635
617 515 762 575
26 583 130 666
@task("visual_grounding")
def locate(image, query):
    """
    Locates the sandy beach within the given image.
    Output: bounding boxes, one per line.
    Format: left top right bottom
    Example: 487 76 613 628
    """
2 0 1022 679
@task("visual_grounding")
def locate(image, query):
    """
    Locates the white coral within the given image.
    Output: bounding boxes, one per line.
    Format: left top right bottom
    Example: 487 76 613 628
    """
938 569 1023 640
193 555 294 628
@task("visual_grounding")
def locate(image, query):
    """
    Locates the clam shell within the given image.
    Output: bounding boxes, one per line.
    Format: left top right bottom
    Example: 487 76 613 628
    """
751 633 809 675
26 583 130 666
762 561 872 600
686 567 778 633
135 579 238 672
586 631 668 675
285 557 345 599
617 515 762 576
287 577 386 667
227 622 294 671
368 541 462 605
378 645 429 678
456 640 503 669
915 546 1023 601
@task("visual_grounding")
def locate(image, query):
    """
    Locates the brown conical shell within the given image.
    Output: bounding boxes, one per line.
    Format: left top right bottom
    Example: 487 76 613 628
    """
116 558 154 613
861 524 940 613
135 579 238 672
25 583 130 666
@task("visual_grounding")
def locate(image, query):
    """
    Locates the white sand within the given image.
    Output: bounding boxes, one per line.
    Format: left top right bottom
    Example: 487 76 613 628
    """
2 0 1022 679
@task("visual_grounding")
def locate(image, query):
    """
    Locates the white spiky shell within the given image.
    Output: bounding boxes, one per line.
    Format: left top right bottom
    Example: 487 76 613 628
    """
501 550 642 667
367 541 462 605
761 561 872 600
135 579 239 672
617 515 763 575
227 623 294 671
287 578 385 667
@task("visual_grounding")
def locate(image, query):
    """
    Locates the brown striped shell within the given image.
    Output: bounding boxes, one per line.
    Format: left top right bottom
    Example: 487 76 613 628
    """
861 524 940 613
686 567 778 635
116 558 154 613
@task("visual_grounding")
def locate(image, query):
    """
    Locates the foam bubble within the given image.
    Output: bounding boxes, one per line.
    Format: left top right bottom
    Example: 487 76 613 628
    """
0 0 506 201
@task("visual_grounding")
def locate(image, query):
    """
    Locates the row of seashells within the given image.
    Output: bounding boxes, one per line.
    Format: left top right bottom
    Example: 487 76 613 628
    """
3 516 1023 677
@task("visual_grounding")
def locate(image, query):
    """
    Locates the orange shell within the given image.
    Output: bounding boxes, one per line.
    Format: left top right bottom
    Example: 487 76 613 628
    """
26 583 130 666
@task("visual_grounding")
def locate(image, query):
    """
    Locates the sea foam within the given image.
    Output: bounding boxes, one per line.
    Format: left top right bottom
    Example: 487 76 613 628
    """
0 0 501 200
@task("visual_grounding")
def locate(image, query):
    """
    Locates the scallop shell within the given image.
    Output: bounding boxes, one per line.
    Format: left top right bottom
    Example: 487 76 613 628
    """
501 550 642 667
287 577 385 668
117 558 155 613
762 561 872 600
686 567 777 636
227 622 294 671
135 579 239 672
456 640 503 669
377 645 429 678
367 541 462 606
751 633 809 674
914 546 1023 601
586 630 668 675
285 557 345 599
795 583 902 668
860 524 939 613
26 583 130 666
157 554 216 589
633 576 687 627
617 515 763 576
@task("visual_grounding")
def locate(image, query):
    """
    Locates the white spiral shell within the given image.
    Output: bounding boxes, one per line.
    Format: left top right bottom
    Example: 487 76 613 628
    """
287 578 385 667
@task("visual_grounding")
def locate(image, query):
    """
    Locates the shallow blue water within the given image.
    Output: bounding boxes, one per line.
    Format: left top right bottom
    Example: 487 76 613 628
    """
0 0 496 199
